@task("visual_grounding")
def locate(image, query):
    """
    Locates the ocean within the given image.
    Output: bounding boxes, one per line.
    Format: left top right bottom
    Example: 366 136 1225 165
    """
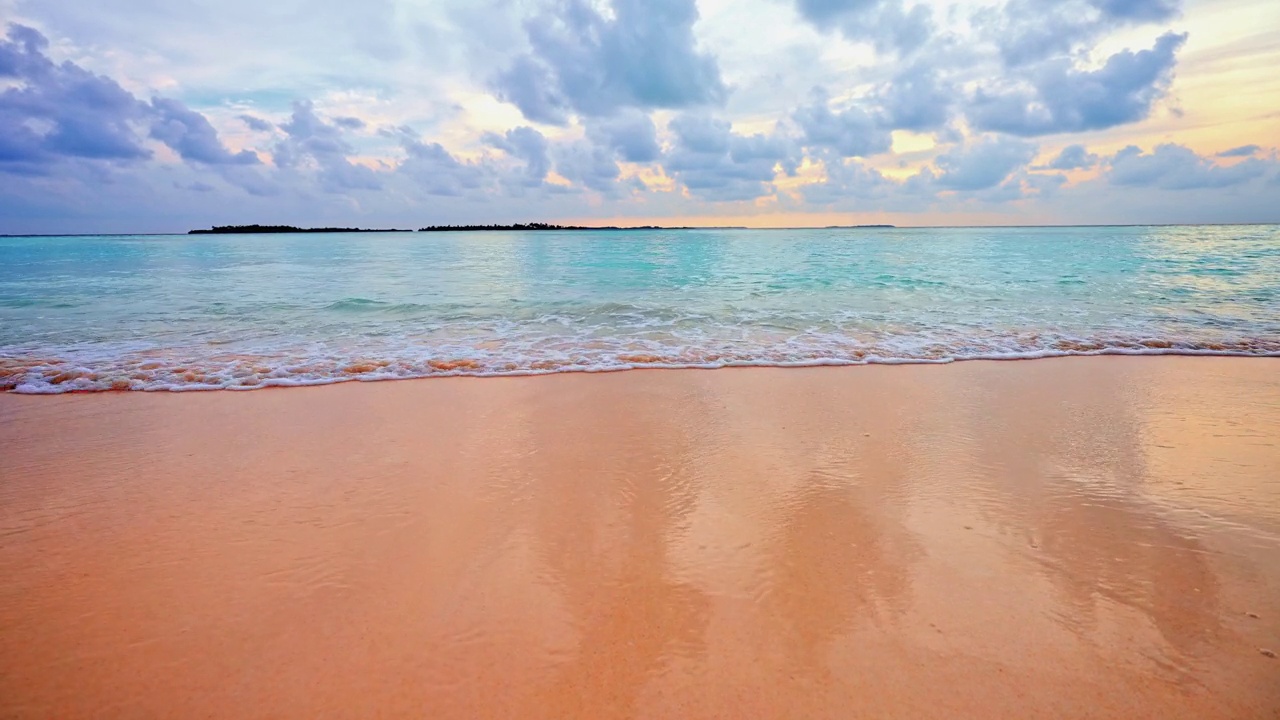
1 225 1277 393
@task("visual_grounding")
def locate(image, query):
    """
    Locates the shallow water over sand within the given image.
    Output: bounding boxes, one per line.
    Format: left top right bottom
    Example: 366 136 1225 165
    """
1 357 1278 718
2 225 1278 392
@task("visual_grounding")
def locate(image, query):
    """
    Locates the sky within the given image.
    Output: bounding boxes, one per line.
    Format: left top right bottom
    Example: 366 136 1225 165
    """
1 0 1279 233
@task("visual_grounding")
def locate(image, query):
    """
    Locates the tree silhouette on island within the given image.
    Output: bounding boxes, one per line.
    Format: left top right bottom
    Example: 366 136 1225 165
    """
188 223 893 235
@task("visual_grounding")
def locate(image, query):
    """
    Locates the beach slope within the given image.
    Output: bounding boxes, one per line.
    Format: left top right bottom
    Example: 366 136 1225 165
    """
1 357 1278 718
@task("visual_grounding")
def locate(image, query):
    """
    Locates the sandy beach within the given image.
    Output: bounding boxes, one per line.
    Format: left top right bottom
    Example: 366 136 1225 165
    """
1 356 1277 719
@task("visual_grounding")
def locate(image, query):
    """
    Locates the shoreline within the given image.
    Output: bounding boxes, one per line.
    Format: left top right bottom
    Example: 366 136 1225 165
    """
5 347 1279 395
2 356 1278 718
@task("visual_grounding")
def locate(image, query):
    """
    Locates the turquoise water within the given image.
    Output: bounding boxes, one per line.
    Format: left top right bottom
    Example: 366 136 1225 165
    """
1 226 1278 393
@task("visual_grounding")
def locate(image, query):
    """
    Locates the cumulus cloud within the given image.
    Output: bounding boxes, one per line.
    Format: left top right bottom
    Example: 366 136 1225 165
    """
934 136 1038 191
554 142 622 194
1107 144 1271 189
3 1 1279 231
332 116 366 130
239 114 274 132
793 88 893 158
275 100 381 191
983 0 1182 67
969 32 1186 136
1041 144 1098 170
874 62 953 132
149 98 259 165
585 110 661 163
798 154 896 207
1 22 264 182
664 114 796 201
0 24 150 168
493 0 725 125
483 126 551 186
793 0 933 53
1216 144 1260 158
383 125 487 196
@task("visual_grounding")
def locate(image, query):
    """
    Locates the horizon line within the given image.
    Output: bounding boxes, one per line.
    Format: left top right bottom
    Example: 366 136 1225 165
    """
3 221 1278 238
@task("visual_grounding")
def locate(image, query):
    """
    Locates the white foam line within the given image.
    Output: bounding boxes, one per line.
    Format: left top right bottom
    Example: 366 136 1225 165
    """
7 346 1279 394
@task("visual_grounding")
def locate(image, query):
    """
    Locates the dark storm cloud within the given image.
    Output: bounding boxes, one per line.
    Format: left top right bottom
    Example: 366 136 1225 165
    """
969 32 1186 137
493 0 725 125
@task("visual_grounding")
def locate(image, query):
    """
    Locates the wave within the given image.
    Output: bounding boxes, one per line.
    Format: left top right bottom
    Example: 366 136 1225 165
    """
3 335 1277 394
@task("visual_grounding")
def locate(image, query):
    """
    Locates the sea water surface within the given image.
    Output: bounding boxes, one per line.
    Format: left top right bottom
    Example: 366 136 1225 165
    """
1 225 1278 393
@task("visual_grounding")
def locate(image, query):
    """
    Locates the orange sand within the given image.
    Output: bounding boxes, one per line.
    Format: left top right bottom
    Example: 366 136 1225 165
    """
1 357 1278 719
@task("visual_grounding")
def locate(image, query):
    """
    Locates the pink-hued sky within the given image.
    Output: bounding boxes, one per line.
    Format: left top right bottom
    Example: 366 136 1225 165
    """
1 0 1278 233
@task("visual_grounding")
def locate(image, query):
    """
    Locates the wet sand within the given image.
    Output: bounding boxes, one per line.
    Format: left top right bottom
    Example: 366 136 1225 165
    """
1 357 1278 719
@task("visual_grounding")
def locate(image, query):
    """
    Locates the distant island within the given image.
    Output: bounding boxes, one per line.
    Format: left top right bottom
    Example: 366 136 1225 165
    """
186 223 889 235
189 225 410 234
418 223 700 232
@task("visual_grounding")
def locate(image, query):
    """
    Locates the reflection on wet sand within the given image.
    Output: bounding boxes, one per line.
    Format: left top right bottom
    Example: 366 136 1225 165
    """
0 358 1277 719
956 359 1223 665
512 378 711 719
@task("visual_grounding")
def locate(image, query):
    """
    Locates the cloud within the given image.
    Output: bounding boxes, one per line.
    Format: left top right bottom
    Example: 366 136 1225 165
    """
275 100 381 191
793 88 893 158
793 0 933 53
1107 143 1271 189
493 0 725 124
483 126 551 186
874 62 953 132
554 142 621 193
969 32 1186 136
1 21 266 184
798 154 896 207
934 136 1038 191
983 0 1182 67
1216 144 1260 158
0 24 150 168
664 113 796 201
1093 0 1179 22
1026 170 1068 196
372 125 484 197
332 116 366 130
585 110 661 163
1041 144 1098 170
149 98 259 165
239 114 273 132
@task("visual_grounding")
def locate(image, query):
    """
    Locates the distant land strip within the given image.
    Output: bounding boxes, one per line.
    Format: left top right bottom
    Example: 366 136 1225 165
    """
188 223 896 235
189 225 408 234
418 223 692 232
